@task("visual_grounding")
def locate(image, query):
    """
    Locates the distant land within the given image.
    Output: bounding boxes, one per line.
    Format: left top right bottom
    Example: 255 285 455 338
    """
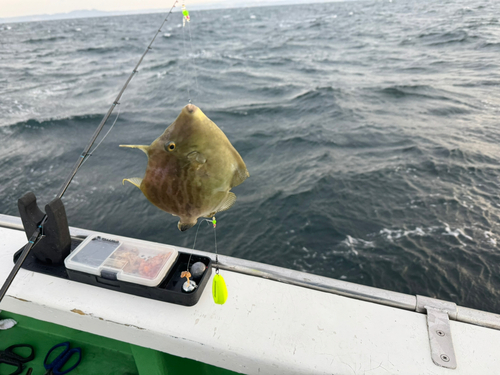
0 0 347 24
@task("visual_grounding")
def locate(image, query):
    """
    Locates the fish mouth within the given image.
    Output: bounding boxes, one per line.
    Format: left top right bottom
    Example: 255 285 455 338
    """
178 221 196 231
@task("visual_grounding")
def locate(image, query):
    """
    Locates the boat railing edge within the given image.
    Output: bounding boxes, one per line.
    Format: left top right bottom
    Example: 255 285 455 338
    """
1 213 499 331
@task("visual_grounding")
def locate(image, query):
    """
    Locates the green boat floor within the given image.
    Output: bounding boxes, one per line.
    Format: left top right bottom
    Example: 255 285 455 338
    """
0 311 241 375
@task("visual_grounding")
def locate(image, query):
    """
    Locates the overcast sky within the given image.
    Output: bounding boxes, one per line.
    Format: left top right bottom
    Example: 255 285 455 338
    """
1 0 290 18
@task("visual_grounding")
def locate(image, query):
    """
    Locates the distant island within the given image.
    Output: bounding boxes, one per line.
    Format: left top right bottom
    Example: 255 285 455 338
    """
0 0 346 24
0 9 164 24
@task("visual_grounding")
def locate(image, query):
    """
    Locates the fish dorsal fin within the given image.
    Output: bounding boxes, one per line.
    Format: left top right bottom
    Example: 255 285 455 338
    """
119 145 149 155
214 192 236 214
122 177 143 188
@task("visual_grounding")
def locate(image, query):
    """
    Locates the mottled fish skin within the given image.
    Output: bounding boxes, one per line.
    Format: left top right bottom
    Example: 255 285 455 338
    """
121 104 249 231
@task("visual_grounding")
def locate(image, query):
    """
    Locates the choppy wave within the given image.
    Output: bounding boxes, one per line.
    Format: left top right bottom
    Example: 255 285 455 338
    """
24 35 67 43
417 30 477 46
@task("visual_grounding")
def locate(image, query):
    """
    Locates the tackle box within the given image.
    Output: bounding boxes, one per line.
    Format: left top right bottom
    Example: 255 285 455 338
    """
65 235 178 287
61 234 212 306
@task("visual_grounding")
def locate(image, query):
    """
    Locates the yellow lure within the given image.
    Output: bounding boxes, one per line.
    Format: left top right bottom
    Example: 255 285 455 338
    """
212 273 228 305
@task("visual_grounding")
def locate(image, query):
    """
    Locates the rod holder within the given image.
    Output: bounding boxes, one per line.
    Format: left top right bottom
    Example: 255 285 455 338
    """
17 192 71 264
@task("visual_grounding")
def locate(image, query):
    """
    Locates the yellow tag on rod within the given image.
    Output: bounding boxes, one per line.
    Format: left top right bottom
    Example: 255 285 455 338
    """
212 273 228 305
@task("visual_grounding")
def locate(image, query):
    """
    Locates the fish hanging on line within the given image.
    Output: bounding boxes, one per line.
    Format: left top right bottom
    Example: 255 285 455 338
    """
182 3 190 27
120 104 249 231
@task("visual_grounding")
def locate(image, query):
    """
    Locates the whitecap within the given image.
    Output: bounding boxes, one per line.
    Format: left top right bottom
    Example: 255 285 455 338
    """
442 223 473 241
484 231 497 246
379 226 429 241
342 235 375 249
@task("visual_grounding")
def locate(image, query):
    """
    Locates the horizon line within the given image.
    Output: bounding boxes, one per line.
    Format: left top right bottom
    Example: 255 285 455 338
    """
0 0 350 24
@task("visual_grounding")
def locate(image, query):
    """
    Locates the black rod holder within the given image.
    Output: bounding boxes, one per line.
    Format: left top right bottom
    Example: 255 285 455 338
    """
17 192 71 264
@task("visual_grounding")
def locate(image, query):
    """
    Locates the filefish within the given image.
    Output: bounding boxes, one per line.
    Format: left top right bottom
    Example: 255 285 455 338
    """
120 104 249 231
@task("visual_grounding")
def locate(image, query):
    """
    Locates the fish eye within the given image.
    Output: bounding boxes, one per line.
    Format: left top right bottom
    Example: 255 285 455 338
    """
166 142 176 151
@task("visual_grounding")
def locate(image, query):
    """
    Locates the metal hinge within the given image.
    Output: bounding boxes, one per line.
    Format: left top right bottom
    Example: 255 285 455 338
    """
416 295 457 369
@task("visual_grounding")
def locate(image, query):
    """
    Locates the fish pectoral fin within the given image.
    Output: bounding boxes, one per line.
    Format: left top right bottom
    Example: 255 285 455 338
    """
119 145 149 155
187 151 207 164
122 177 143 188
210 192 237 216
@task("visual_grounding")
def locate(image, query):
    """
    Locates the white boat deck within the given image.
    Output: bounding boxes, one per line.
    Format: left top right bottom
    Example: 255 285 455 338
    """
1 214 499 374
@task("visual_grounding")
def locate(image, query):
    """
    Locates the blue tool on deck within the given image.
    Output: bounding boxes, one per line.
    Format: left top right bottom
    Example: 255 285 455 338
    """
44 342 82 375
0 344 35 375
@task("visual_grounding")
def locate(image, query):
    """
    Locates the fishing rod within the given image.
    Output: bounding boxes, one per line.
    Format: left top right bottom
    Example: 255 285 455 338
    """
0 0 179 303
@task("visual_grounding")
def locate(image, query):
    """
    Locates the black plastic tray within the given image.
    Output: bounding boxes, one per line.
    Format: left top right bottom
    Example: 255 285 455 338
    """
17 238 212 306
67 252 212 306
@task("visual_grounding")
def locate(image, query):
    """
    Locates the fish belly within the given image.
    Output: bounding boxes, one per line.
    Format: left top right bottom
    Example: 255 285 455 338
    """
142 167 227 221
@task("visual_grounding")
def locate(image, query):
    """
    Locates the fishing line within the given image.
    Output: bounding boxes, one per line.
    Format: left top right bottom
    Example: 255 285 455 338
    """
80 100 122 168
186 217 214 272
80 68 136 168
90 104 121 156
186 220 204 271
181 2 200 102
213 217 219 274
211 216 227 305
187 21 200 91
181 20 192 103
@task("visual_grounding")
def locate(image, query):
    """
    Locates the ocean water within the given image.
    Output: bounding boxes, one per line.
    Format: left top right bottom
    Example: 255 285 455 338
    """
1 0 500 314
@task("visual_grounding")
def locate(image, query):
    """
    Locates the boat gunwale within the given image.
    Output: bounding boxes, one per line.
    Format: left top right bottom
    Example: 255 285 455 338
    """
1 213 499 331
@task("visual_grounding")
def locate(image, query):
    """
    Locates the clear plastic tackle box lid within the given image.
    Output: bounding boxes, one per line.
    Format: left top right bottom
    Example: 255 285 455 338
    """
64 234 178 287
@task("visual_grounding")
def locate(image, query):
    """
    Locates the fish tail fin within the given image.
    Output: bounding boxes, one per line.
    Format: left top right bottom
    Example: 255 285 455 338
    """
122 177 143 188
119 145 149 155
